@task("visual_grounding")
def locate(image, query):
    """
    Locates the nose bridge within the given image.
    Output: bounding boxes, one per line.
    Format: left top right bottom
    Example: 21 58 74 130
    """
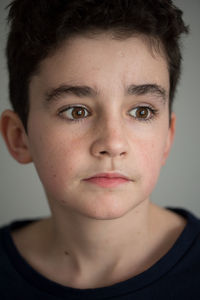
90 108 129 158
97 102 124 134
102 113 124 138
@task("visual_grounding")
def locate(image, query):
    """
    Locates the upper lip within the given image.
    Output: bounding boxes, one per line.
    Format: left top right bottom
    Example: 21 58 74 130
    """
84 172 131 180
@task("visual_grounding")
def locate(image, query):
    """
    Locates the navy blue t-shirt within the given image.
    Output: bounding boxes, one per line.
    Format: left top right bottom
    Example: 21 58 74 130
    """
0 207 200 299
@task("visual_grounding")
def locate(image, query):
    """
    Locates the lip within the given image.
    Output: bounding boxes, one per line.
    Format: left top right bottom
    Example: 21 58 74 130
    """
85 172 130 180
83 172 132 188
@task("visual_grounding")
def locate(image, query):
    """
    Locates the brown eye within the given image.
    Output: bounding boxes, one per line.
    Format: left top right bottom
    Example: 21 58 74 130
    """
129 106 152 120
72 107 87 119
61 106 90 121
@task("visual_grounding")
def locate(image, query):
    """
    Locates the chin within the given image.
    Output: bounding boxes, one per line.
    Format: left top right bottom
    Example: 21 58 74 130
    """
85 210 129 221
78 200 140 221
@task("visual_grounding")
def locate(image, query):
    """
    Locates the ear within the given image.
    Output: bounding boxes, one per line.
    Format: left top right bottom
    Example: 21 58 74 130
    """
162 112 176 166
0 110 32 164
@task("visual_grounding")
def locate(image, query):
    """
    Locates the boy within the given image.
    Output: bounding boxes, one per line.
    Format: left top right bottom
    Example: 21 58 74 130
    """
0 0 200 299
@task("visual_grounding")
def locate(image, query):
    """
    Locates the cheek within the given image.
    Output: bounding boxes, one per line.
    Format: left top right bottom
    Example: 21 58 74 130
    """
137 138 166 193
28 128 85 191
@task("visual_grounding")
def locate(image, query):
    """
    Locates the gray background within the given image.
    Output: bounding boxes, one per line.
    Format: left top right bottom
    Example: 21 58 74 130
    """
0 0 199 226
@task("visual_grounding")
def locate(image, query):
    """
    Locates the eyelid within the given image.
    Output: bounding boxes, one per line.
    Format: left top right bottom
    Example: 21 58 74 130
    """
58 103 159 123
59 104 89 112
130 102 155 109
58 104 91 122
128 104 159 122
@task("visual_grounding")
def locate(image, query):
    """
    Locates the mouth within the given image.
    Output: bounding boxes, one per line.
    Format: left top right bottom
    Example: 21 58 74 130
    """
83 172 132 188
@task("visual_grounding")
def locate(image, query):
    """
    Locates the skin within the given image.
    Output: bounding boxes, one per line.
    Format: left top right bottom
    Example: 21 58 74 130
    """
0 34 187 289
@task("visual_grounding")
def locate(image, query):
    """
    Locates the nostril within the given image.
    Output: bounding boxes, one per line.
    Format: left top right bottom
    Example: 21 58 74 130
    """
99 150 126 156
120 152 126 156
100 151 107 155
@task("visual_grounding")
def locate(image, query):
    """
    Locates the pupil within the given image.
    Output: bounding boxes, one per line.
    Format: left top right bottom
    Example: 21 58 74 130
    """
73 108 85 118
138 108 148 118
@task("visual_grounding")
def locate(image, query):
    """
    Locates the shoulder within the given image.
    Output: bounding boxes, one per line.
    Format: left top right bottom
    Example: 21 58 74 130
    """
151 204 200 235
0 219 48 298
0 220 35 268
11 217 52 259
158 205 200 265
149 204 200 263
148 205 200 295
0 222 24 294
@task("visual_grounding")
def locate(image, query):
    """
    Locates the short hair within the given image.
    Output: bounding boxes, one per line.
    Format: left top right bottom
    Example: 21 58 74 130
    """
6 0 189 131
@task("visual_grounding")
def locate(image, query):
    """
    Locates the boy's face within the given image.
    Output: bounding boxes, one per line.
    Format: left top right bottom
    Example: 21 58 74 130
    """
25 34 175 220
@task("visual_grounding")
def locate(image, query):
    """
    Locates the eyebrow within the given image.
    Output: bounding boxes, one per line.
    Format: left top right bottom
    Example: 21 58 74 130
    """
127 84 167 103
45 85 98 103
45 83 167 104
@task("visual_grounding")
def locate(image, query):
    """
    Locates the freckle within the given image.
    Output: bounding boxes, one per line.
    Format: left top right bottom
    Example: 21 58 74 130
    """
118 50 125 57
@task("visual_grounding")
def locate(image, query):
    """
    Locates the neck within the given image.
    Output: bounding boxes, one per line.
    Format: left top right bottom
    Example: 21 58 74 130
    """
12 201 184 289
48 199 155 272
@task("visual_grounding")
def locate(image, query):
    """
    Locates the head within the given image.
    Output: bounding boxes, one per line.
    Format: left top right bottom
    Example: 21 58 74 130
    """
5 0 188 132
0 1 189 221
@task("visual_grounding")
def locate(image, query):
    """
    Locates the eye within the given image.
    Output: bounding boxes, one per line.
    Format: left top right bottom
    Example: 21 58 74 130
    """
59 106 91 122
129 106 156 121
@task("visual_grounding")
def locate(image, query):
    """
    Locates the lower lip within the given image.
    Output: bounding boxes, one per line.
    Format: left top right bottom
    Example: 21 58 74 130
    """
84 177 129 188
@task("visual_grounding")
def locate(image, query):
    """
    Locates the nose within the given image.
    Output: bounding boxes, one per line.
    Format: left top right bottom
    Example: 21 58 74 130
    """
90 116 130 159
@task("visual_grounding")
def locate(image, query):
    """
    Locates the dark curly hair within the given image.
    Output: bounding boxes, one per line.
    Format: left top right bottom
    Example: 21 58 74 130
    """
6 0 189 131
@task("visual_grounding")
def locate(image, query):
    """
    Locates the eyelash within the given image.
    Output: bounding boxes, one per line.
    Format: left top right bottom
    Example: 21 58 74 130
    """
58 105 159 124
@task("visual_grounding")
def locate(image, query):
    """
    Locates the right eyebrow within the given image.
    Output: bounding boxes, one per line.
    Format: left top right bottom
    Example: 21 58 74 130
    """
45 84 98 103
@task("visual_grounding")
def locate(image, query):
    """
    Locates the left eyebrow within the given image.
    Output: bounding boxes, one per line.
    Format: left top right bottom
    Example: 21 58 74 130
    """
127 84 167 104
44 83 167 104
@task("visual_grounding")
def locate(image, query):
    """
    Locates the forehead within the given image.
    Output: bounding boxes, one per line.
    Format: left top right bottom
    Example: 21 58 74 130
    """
30 33 169 100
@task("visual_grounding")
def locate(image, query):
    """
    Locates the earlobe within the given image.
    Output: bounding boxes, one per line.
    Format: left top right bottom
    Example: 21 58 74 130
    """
0 110 32 164
162 112 176 166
